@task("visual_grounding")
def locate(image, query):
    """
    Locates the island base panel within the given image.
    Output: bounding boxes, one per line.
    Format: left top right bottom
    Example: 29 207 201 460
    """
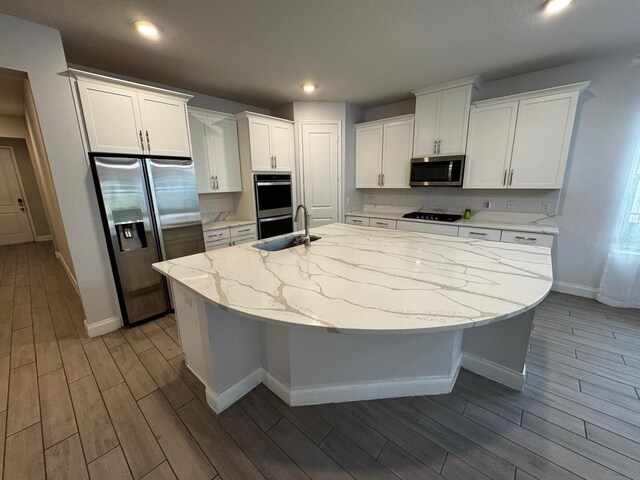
461 309 534 391
175 291 535 413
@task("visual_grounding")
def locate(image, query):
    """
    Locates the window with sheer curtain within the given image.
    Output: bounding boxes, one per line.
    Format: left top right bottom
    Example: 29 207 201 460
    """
597 142 640 308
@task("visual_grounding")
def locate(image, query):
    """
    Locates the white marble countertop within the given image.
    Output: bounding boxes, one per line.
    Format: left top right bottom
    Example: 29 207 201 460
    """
347 206 559 235
202 219 254 231
154 223 552 334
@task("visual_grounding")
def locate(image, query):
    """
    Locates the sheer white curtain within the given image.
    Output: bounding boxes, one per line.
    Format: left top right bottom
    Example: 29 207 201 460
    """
597 142 640 308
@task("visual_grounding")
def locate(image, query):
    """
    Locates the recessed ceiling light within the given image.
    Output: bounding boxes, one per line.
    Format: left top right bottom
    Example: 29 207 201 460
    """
302 83 317 93
544 0 572 14
134 21 159 39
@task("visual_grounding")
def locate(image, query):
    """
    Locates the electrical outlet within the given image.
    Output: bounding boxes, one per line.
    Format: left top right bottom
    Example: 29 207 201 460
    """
506 201 513 210
541 202 551 213
207 203 214 213
483 201 493 209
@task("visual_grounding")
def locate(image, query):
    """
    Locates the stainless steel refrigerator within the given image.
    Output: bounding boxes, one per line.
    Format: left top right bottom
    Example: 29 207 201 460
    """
90 154 205 326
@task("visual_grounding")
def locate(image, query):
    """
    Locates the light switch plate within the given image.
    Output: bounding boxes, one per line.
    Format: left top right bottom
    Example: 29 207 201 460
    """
541 202 551 213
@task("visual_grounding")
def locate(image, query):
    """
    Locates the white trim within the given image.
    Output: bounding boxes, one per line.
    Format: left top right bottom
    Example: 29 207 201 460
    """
473 81 591 107
0 145 36 243
552 281 598 299
234 110 294 124
205 367 262 413
35 234 52 242
264 355 461 407
461 352 525 391
84 315 122 338
355 114 415 128
412 75 483 96
68 68 193 100
55 251 80 296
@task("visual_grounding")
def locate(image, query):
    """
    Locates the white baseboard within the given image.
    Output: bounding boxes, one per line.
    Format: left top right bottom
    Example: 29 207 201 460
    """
84 316 122 338
205 367 262 413
54 251 80 297
264 355 461 407
552 281 598 299
35 235 52 242
461 352 525 391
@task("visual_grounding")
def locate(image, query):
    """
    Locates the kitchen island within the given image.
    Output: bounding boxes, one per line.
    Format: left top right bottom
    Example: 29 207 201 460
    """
153 223 552 412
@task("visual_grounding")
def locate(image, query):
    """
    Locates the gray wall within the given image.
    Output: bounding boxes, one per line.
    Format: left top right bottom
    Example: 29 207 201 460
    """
361 49 640 295
0 137 50 237
0 13 117 324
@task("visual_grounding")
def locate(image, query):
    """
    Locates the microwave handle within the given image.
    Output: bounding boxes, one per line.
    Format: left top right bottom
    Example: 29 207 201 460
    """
447 161 453 183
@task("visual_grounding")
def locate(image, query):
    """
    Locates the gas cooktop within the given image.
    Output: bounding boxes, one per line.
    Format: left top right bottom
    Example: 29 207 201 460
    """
402 212 462 222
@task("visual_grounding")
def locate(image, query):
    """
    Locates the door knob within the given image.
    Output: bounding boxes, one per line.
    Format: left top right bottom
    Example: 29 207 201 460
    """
17 198 25 212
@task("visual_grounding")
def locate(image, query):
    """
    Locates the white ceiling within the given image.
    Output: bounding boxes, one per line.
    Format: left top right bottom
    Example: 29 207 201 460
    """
0 69 25 116
2 0 640 108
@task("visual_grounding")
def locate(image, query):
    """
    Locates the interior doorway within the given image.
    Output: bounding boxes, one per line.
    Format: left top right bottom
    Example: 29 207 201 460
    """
0 146 35 245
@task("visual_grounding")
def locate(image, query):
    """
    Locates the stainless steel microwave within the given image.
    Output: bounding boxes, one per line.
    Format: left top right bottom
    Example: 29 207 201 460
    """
409 155 465 187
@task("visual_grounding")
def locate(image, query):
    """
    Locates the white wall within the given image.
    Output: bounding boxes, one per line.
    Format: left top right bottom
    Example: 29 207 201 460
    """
361 49 640 295
0 13 119 324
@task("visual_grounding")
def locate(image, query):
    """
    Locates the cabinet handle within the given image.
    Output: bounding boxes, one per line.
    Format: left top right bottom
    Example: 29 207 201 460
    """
230 240 235 246
381 173 385 186
210 176 215 190
503 169 508 186
139 130 145 152
433 140 437 154
515 236 537 243
351 219 362 224
274 155 277 169
509 169 514 186
437 140 441 155
215 176 219 190
375 222 387 226
468 232 487 237
236 228 251 233
208 233 224 238
145 130 151 152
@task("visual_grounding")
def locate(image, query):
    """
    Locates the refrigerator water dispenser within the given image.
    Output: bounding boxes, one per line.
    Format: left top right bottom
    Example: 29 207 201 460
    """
113 208 147 252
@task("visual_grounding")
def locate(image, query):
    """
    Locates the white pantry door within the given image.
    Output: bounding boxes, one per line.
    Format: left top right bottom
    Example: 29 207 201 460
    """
0 148 33 245
301 123 340 227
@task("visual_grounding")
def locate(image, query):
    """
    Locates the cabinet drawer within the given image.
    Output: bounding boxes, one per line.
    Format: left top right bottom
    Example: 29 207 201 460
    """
203 228 230 243
370 218 397 229
230 224 256 238
397 220 459 237
458 226 501 242
205 239 230 251
231 234 256 246
345 216 370 226
500 230 554 248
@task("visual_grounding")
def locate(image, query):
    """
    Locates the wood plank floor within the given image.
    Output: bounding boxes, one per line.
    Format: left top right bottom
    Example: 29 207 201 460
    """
1 241 640 479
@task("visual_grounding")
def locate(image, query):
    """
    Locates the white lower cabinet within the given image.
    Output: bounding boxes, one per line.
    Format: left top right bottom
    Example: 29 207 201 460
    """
396 220 459 237
345 216 370 226
458 226 502 242
500 230 554 248
204 224 257 251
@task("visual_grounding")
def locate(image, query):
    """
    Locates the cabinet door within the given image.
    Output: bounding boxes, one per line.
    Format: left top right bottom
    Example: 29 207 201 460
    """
509 92 578 189
355 124 383 188
77 81 143 154
382 118 414 188
138 93 191 157
208 116 242 192
464 102 519 189
270 122 294 172
188 113 214 193
248 118 273 171
438 86 472 155
412 92 439 157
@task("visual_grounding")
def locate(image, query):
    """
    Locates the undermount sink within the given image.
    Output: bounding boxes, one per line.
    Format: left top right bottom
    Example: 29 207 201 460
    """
253 234 321 252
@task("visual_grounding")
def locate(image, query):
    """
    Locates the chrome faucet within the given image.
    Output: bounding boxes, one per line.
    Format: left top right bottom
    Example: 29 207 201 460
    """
294 204 311 246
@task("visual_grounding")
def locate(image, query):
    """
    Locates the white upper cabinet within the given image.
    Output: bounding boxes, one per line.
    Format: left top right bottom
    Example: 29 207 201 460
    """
509 93 578 189
355 124 383 188
239 113 294 172
464 82 587 190
464 101 519 188
412 76 482 157
188 108 241 194
355 115 414 189
138 93 191 157
73 70 192 157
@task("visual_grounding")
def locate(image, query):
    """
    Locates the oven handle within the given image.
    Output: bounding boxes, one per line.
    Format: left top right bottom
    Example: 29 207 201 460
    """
259 214 293 223
256 181 292 186
447 161 453 182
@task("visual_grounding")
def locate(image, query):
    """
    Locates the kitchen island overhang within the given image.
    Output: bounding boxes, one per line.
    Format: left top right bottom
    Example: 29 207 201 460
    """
154 223 552 413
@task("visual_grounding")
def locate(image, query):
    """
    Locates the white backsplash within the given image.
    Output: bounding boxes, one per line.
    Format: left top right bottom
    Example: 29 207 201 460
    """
360 188 560 215
198 192 242 224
